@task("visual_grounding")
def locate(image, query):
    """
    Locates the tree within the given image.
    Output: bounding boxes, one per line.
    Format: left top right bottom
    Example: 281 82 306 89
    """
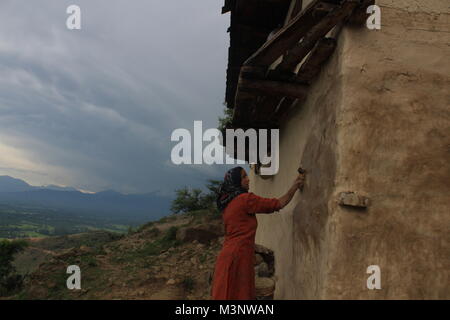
199 180 221 212
171 187 205 214
218 107 233 134
0 239 28 296
171 179 222 214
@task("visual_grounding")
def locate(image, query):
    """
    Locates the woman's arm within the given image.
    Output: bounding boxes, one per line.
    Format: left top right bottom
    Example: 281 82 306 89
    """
278 174 304 209
245 174 305 214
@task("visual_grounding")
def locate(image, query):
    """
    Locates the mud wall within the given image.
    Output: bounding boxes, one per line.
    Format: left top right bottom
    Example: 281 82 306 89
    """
251 18 343 298
324 0 450 299
252 0 450 299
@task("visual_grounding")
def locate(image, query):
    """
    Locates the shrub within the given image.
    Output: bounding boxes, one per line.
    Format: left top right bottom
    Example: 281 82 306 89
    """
171 188 204 214
199 253 207 264
163 226 178 242
218 107 233 133
0 239 28 296
181 276 195 292
148 227 161 238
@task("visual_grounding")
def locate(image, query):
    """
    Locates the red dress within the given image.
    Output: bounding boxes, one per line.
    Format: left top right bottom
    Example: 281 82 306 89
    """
211 192 281 300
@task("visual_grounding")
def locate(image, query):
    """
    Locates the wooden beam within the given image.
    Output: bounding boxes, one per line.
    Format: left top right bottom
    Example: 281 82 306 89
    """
348 0 375 25
273 96 304 122
252 95 284 125
243 0 334 67
283 0 303 25
295 37 337 84
291 0 303 19
234 35 337 125
232 65 270 125
232 91 257 127
231 0 363 127
275 0 359 73
270 35 337 121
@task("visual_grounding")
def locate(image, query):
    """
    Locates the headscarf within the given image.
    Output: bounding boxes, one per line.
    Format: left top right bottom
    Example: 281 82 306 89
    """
216 166 247 212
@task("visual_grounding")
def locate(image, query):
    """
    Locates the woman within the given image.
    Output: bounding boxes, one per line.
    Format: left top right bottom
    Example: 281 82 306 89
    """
211 166 304 300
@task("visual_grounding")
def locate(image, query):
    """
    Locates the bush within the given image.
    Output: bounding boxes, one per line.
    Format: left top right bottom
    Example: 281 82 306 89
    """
218 107 233 133
181 276 195 292
171 180 221 214
0 239 28 296
148 227 161 238
199 253 207 264
163 226 178 242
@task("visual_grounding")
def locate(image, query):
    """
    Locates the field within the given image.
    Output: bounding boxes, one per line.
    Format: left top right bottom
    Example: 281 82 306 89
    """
0 203 134 239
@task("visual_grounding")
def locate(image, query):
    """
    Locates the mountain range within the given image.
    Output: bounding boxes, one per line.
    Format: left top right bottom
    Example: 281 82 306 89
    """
0 176 172 222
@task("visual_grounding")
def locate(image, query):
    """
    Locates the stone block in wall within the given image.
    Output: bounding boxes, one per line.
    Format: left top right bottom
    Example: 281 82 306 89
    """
338 191 370 208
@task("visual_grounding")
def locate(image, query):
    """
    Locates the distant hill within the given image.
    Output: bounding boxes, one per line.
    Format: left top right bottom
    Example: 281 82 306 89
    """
0 176 172 223
38 185 78 192
0 176 34 192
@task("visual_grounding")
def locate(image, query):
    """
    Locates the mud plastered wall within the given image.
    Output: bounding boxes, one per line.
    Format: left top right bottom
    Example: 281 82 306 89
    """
252 0 449 299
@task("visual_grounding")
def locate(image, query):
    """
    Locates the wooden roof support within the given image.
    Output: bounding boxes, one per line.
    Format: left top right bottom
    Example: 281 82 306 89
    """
295 37 337 84
244 0 335 67
272 37 337 122
238 32 339 126
274 0 359 74
252 95 285 126
348 0 375 25
232 91 257 128
231 0 365 127
291 0 303 18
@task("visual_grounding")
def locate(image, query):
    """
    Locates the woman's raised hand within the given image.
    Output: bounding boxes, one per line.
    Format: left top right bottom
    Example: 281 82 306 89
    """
279 173 305 208
294 173 305 191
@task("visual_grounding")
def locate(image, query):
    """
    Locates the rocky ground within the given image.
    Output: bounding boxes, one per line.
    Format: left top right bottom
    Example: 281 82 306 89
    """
10 210 276 300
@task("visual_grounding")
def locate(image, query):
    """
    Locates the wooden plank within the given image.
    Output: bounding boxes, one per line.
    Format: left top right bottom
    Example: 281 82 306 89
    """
273 96 297 120
252 96 283 125
295 37 337 84
261 36 337 122
232 0 361 127
235 35 337 124
275 0 359 73
243 0 334 67
283 0 303 25
291 0 303 19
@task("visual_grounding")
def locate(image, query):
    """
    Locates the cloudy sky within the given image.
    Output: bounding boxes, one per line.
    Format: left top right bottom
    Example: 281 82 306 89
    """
0 0 233 195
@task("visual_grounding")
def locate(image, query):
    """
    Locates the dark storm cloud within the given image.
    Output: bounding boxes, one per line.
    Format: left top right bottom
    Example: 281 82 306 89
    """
0 0 231 194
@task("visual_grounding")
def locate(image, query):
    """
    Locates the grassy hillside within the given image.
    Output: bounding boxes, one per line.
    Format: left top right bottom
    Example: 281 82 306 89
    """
10 210 225 300
6 209 276 300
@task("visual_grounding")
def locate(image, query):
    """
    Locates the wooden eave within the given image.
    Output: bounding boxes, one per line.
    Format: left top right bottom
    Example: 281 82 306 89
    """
223 0 374 129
